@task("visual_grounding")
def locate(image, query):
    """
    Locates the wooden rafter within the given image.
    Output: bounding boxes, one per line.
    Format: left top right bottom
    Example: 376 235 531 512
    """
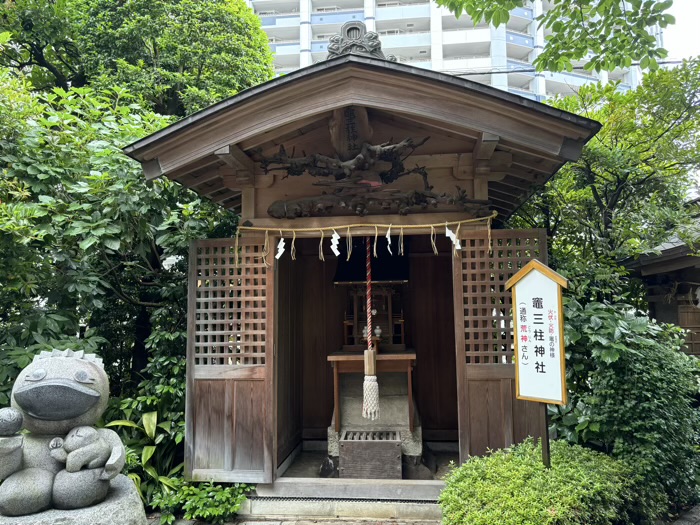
474 132 499 160
215 144 255 174
175 168 222 189
238 113 333 152
168 156 222 181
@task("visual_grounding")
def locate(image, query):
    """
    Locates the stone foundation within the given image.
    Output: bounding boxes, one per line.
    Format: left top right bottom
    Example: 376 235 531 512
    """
0 475 147 525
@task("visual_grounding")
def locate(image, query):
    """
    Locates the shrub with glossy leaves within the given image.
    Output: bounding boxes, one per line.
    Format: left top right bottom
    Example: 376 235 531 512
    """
151 479 251 525
551 299 700 517
439 439 639 525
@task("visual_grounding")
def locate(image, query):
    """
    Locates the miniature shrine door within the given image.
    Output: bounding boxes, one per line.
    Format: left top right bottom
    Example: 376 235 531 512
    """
185 237 274 483
452 229 547 462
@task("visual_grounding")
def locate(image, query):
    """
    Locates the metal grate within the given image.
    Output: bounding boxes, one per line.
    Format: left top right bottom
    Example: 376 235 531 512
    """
340 430 400 441
457 229 547 364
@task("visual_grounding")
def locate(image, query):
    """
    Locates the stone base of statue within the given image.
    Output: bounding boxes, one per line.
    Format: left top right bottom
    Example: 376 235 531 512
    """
0 475 147 525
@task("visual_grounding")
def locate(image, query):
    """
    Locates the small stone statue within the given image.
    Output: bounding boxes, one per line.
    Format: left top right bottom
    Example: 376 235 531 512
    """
0 350 128 516
49 426 112 472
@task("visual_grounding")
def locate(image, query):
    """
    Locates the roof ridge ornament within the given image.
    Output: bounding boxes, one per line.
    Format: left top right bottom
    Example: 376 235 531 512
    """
326 21 397 62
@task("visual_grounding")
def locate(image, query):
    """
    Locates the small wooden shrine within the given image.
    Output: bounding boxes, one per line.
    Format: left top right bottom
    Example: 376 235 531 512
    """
626 223 700 356
124 22 600 496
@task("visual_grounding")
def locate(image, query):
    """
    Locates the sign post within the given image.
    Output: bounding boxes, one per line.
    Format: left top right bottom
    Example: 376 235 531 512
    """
505 259 568 468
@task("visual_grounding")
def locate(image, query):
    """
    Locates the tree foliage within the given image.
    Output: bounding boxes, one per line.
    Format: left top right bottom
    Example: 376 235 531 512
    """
0 72 237 397
0 0 274 115
72 0 274 115
434 0 675 73
510 59 700 301
0 0 86 90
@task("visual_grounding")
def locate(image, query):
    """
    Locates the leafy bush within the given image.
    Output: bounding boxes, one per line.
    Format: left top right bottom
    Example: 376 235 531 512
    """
104 352 186 504
439 440 639 525
551 299 700 516
151 479 251 525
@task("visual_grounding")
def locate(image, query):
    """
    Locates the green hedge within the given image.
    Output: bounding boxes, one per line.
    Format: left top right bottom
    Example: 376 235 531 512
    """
439 440 639 525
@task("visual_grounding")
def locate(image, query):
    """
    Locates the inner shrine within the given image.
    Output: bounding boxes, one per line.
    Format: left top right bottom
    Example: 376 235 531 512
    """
123 21 600 498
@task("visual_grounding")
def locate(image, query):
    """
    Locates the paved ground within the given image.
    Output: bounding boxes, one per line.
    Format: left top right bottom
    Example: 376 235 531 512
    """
148 505 700 524
670 505 700 525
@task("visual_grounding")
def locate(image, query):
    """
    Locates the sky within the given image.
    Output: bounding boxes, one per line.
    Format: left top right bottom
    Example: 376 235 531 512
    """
662 0 700 61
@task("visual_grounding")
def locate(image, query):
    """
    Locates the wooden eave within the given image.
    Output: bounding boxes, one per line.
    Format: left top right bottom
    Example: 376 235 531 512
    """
626 245 700 277
123 55 601 218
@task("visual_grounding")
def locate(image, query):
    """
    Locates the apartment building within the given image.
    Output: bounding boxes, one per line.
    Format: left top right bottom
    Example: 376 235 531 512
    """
248 0 643 100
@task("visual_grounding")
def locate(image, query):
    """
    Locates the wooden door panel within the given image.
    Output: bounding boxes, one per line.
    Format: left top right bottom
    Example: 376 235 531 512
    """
453 230 547 461
186 238 274 483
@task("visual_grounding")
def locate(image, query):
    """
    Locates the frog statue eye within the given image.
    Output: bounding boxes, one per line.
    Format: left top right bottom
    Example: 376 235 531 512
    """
74 369 95 384
26 368 47 381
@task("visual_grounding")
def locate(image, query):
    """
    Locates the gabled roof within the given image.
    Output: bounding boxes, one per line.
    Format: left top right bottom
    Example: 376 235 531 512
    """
123 54 601 218
626 217 700 277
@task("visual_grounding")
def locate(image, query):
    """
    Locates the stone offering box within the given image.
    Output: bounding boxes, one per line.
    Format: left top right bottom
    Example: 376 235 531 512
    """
339 430 402 479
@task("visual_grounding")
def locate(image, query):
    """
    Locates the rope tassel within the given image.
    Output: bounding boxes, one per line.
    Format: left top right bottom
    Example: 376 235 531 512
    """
362 375 380 420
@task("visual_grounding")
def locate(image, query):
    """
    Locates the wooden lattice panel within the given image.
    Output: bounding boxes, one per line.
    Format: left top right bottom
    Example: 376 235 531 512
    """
457 229 547 364
191 239 268 366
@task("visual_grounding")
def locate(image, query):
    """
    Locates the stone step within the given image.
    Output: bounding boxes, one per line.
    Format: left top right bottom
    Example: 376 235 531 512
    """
237 521 442 525
238 498 442 521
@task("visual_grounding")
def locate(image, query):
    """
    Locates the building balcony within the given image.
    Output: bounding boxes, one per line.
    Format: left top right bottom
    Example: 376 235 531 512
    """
404 59 432 70
508 87 543 101
442 28 491 46
507 59 534 75
376 3 430 22
442 56 492 72
310 9 364 25
380 31 431 48
505 30 534 48
311 40 329 53
511 6 533 20
260 13 301 27
270 41 301 55
542 69 597 87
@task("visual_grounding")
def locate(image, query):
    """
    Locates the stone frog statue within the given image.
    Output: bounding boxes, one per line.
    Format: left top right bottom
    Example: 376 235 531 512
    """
0 350 126 516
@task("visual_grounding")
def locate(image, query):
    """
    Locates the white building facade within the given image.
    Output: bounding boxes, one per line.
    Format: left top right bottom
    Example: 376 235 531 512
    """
248 0 641 100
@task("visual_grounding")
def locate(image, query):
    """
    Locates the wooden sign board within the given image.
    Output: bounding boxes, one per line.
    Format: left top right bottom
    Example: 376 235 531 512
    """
506 259 568 406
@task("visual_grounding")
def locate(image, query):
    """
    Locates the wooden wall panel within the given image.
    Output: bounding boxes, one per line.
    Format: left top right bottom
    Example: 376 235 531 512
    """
299 241 346 438
193 380 227 470
462 367 545 457
679 305 700 356
276 255 303 465
191 379 267 472
231 380 266 471
405 236 458 439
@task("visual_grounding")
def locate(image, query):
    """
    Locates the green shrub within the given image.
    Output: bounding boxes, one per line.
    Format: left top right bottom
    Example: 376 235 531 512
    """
439 440 638 525
552 299 700 516
151 479 251 525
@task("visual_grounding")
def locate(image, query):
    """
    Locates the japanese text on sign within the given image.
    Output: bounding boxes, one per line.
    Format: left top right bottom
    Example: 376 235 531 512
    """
506 261 567 405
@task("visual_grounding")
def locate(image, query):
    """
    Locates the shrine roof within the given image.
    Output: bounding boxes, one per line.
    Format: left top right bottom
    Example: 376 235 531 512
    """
123 54 601 219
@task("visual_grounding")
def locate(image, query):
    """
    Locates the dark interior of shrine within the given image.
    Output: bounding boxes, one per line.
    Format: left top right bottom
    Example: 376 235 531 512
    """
275 235 459 479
